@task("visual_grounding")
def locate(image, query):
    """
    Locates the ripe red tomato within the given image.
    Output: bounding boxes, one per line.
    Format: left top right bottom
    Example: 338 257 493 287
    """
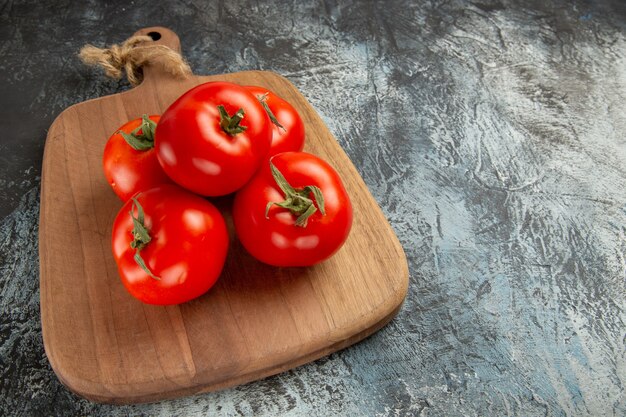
244 86 305 155
155 81 272 196
111 184 229 305
102 115 173 201
233 152 353 267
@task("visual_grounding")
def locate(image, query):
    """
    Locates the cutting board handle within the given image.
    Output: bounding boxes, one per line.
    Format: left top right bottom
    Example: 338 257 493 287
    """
132 26 181 53
131 27 191 84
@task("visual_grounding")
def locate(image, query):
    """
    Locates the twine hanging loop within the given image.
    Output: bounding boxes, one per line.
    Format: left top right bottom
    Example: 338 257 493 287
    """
79 35 191 86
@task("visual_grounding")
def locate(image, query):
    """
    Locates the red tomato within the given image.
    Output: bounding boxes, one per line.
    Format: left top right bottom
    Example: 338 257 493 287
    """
244 86 305 155
102 115 173 201
111 184 229 305
233 152 353 267
155 81 272 196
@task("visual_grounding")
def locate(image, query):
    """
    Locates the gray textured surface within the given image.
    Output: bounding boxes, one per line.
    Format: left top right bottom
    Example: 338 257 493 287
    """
1 0 626 415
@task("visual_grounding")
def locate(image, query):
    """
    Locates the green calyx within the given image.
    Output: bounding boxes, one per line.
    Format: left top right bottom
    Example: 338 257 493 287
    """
218 105 248 136
256 93 286 132
119 114 157 151
265 161 326 227
129 198 160 280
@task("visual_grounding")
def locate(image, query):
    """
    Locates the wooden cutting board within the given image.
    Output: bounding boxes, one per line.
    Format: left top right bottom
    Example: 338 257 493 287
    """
39 27 409 404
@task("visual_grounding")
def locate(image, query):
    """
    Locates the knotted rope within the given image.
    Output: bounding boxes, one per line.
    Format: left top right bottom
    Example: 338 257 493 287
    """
79 35 191 86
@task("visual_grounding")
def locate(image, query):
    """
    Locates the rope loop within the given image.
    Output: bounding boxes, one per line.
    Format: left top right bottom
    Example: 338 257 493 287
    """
79 35 191 86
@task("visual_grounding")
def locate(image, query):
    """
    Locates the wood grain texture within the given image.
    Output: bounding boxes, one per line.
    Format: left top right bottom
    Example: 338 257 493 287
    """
38 27 408 404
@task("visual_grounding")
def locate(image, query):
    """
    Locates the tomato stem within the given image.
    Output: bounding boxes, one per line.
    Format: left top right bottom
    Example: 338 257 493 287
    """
119 114 157 151
218 105 248 136
256 93 286 132
265 161 326 227
129 198 160 280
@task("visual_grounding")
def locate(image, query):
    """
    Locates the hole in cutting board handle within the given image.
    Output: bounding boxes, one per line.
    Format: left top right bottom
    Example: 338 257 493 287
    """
147 31 161 41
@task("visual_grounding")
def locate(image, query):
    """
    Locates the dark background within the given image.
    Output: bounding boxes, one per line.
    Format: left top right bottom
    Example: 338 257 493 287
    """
1 0 625 415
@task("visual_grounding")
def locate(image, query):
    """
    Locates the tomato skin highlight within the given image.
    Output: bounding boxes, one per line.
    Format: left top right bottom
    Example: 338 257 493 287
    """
111 184 229 305
233 152 353 267
102 115 173 201
244 86 305 156
155 81 272 196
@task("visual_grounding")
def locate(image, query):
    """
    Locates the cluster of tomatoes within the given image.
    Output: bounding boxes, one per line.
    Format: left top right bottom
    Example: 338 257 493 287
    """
103 81 353 305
